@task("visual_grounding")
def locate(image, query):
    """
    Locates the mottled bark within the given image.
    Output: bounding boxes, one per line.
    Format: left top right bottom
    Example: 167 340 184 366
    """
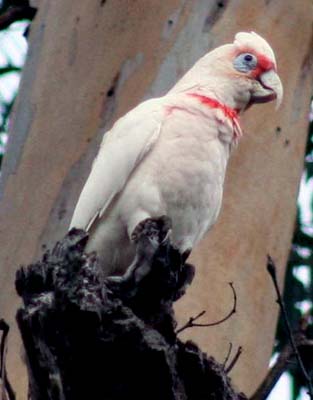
0 1 312 399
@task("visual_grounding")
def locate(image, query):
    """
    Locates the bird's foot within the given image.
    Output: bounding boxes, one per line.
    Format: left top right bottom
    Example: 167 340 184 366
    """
131 215 172 245
107 216 172 286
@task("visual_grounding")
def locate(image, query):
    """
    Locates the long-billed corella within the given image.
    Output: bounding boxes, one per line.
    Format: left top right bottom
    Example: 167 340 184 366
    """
70 32 283 278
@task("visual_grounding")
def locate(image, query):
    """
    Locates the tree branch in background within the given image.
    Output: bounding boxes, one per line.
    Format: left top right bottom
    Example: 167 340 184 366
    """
251 334 313 400
222 342 233 370
263 255 313 399
176 282 237 334
0 4 36 31
225 346 243 374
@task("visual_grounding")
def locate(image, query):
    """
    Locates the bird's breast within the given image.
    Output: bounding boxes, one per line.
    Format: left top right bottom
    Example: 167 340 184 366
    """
146 108 230 249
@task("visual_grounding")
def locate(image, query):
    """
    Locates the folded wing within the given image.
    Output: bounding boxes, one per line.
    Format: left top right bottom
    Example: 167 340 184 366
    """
70 99 163 231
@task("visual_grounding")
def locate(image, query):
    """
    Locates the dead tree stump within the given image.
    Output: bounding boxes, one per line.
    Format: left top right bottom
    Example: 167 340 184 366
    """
15 228 247 400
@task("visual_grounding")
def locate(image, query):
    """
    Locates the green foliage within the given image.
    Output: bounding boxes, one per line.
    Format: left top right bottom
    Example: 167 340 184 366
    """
0 1 29 166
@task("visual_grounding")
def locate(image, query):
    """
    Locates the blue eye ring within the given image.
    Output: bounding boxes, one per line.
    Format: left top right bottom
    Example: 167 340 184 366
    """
233 53 257 73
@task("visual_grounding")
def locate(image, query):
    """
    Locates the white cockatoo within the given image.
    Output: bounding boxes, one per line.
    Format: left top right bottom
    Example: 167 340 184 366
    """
70 32 283 277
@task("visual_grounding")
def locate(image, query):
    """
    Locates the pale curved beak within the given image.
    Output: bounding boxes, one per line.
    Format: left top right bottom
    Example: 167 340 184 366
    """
250 69 283 110
259 69 283 109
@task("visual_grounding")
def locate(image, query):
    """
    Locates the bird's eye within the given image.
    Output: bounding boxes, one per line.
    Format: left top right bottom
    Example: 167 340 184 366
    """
233 53 257 73
244 54 253 62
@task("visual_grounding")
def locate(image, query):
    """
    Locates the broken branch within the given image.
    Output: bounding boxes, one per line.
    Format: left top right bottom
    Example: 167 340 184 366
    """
222 342 233 370
15 229 245 400
225 346 243 374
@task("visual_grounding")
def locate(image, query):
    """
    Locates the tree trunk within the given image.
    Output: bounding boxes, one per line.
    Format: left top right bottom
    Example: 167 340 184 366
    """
0 1 312 399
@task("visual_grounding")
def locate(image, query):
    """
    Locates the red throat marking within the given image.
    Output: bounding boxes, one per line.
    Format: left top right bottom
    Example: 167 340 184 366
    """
188 93 242 142
188 93 239 121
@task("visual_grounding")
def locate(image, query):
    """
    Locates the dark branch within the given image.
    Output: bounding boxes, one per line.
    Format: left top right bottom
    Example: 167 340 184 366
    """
225 346 242 374
0 320 15 400
0 5 36 31
175 310 206 334
251 334 313 400
176 282 237 334
250 346 292 400
266 255 313 399
222 342 233 370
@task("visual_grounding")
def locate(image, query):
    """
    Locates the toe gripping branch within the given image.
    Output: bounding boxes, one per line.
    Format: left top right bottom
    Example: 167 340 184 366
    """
14 219 246 400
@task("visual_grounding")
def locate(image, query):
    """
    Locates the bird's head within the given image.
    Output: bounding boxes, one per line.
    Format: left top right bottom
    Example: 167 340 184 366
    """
207 32 283 111
229 32 283 110
173 32 283 112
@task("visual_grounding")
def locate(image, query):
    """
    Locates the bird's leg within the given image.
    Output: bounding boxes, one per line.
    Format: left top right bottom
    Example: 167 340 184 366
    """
107 216 172 284
181 248 192 263
130 215 172 244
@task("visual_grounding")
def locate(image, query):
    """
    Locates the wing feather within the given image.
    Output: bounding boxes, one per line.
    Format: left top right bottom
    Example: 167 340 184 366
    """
70 99 163 231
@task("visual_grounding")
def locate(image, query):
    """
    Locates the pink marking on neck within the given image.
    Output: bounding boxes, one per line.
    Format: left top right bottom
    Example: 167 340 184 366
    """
188 93 243 142
188 93 239 121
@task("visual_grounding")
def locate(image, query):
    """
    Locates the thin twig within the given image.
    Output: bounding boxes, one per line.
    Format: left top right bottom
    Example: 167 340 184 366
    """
225 346 242 373
176 282 237 334
267 255 313 399
176 310 206 334
222 342 233 370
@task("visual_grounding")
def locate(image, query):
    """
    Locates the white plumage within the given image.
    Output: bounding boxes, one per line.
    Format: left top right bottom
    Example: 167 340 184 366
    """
70 32 282 276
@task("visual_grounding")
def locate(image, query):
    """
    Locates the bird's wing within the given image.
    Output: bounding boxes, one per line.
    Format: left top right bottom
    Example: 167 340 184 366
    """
70 99 163 231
